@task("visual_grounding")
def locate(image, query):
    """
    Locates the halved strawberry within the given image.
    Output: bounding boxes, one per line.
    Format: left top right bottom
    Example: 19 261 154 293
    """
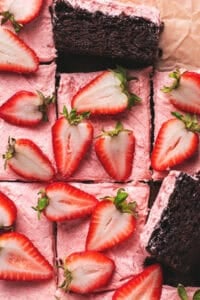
3 137 55 181
32 182 98 221
0 27 39 73
95 122 135 181
151 112 200 171
72 67 141 115
86 189 137 252
52 107 93 178
0 232 53 280
59 251 115 294
162 70 200 115
0 90 55 127
0 191 17 231
112 264 163 300
0 0 43 32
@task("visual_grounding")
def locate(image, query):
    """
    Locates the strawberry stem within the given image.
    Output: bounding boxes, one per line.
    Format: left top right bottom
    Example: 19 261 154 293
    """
37 91 55 122
106 189 138 216
59 266 73 292
2 137 16 169
62 106 90 125
112 66 141 108
161 69 181 93
177 284 188 300
100 122 132 138
32 190 49 219
0 11 23 33
177 284 200 300
172 112 200 133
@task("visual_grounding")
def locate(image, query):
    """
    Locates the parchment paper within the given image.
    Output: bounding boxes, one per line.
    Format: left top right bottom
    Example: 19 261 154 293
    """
121 0 200 70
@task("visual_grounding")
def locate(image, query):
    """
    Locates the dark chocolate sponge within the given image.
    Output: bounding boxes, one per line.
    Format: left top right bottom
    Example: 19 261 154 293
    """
53 0 163 72
146 172 200 285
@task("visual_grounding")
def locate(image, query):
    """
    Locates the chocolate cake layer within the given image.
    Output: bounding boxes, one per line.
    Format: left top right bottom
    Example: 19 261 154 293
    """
147 172 200 284
53 0 163 72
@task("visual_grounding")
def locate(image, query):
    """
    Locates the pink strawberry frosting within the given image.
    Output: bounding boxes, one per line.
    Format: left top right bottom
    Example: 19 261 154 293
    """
152 71 200 180
0 0 56 62
0 63 56 181
61 0 161 25
0 181 56 299
56 181 149 296
57 68 152 182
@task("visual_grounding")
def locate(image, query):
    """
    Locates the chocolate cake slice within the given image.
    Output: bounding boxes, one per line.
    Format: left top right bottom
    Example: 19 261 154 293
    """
142 171 200 286
52 0 163 72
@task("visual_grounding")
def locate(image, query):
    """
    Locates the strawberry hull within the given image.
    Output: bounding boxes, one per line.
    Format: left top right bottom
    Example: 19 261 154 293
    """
152 70 200 180
0 182 56 299
57 68 152 182
56 182 149 294
0 63 56 181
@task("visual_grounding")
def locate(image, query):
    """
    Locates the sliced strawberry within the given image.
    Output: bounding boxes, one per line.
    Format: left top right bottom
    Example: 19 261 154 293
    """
52 107 93 178
86 189 137 252
3 137 55 181
151 112 200 171
0 27 39 73
0 0 43 32
72 67 141 115
59 251 115 294
0 232 53 280
32 182 98 221
0 191 17 231
95 122 135 181
0 90 55 127
162 70 200 115
112 264 163 300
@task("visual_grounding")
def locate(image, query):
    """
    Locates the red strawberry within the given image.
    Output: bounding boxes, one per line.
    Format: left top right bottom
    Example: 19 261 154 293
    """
151 112 200 171
86 189 137 252
52 107 93 178
72 67 141 115
32 182 98 221
0 191 17 231
0 232 53 280
0 27 39 73
0 90 55 127
162 70 200 115
59 251 115 294
95 122 135 181
3 137 55 181
112 264 163 300
0 0 43 32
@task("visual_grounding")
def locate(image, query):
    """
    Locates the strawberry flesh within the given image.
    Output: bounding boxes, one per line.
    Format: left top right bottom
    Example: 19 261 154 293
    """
151 114 200 171
86 189 137 252
33 182 98 221
162 70 200 115
112 264 163 300
72 68 141 115
0 27 39 73
0 0 43 32
0 232 53 281
95 122 135 181
3 138 55 181
52 109 93 178
60 251 115 294
0 90 54 127
0 191 17 230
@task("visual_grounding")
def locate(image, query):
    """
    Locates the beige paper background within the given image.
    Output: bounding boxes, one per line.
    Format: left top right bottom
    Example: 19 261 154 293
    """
120 0 200 70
